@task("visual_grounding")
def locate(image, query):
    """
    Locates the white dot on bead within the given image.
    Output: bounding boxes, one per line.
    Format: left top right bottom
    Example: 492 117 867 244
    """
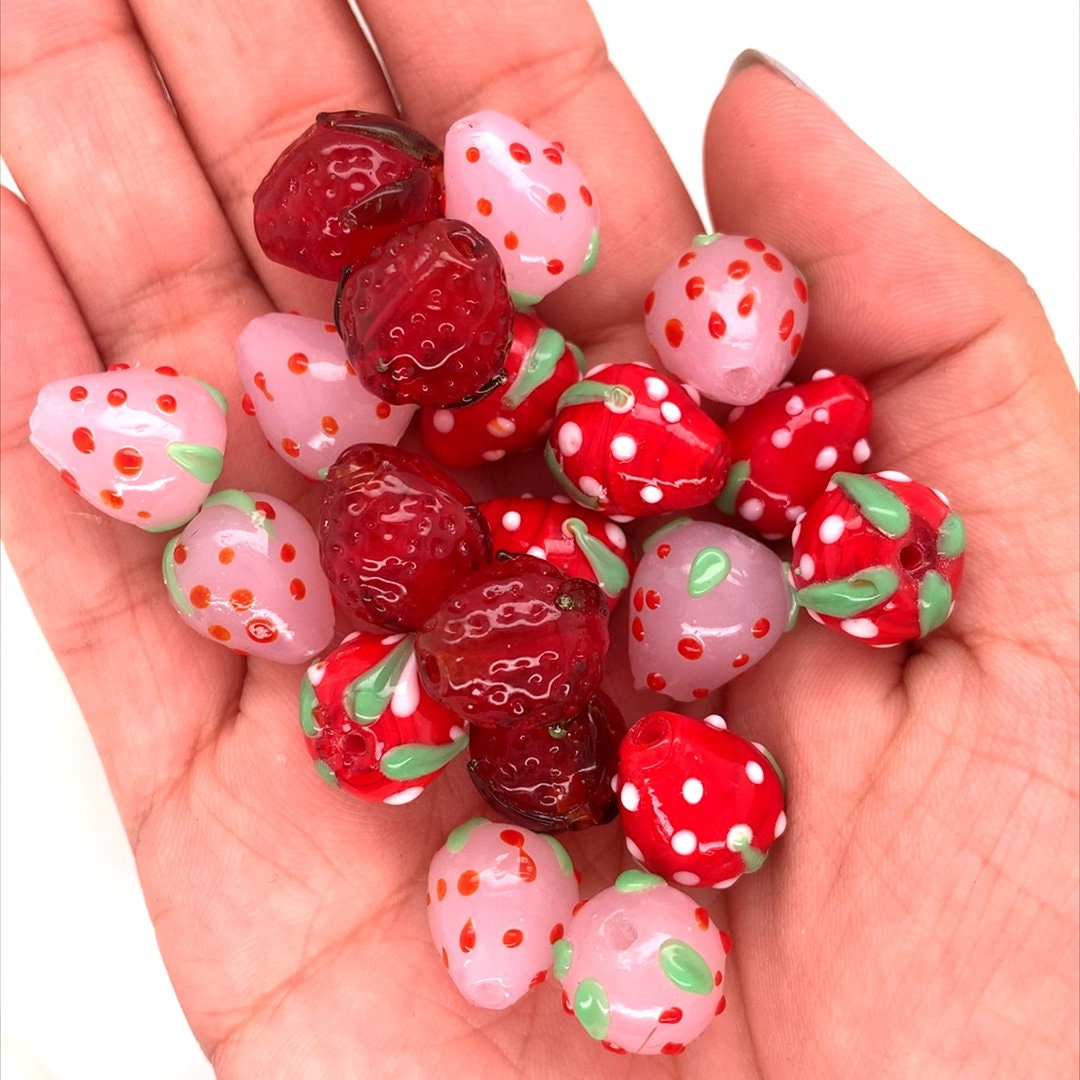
671 829 698 856
785 395 805 416
579 475 605 498
660 400 682 423
673 870 701 886
557 421 583 456
714 876 742 889
703 713 727 729
604 522 628 549
625 836 645 862
306 661 326 687
840 617 880 639
640 485 664 504
501 510 522 531
785 504 805 521
682 777 704 804
487 416 516 438
383 786 424 805
481 449 506 462
771 428 793 449
745 761 765 784
620 781 640 812
432 409 455 434
727 405 745 423
681 383 702 404
526 545 548 560
853 438 871 464
811 368 835 381
739 498 765 521
449 725 465 741
877 469 911 482
644 376 669 400
610 434 637 462
932 487 950 506
818 514 846 544
815 446 838 471
798 552 815 579
726 823 753 850
774 811 788 839
812 407 830 423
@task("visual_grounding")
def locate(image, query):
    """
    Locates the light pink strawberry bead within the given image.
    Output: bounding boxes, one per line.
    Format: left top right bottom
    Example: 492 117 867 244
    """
645 234 809 405
235 312 416 480
443 109 599 307
162 490 334 663
29 367 227 531
427 817 579 1010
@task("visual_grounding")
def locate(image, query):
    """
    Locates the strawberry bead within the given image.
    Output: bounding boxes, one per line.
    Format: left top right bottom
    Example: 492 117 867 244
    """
790 470 966 645
645 233 809 405
419 312 584 467
467 690 625 832
618 711 787 889
544 362 731 518
317 443 491 632
479 495 634 609
415 554 610 730
336 218 513 408
717 369 873 539
253 110 444 281
301 630 467 804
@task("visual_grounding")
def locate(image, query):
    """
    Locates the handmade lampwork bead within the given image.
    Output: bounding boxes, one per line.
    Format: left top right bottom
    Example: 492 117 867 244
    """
443 109 599 307
29 367 227 532
617 711 786 889
790 470 966 645
644 233 808 405
628 518 794 700
554 869 731 1054
162 490 334 663
427 818 580 1010
235 312 415 480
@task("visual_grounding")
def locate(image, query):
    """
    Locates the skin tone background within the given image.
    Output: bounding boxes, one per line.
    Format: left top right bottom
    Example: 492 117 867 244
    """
0 1 1076 1078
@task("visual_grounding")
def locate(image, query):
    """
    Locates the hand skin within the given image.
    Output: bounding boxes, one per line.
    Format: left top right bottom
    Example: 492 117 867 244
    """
1 1 1077 1077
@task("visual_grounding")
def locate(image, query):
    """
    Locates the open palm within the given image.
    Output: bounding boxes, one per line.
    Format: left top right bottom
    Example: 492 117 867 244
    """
2 1 1076 1077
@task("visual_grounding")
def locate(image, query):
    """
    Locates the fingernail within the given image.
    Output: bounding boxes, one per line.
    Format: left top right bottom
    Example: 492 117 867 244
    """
726 48 821 99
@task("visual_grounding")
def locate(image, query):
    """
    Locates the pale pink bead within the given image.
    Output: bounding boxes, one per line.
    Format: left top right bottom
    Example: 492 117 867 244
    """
427 818 579 1010
628 519 793 699
554 870 730 1054
443 110 599 307
645 234 809 405
234 312 415 481
29 367 227 531
162 490 334 663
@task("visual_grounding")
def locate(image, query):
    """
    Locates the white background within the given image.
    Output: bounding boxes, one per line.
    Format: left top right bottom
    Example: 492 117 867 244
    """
2 2 1077 1077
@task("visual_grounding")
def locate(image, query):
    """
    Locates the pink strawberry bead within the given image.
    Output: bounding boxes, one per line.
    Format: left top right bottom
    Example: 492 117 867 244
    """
163 490 335 663
235 312 415 480
628 518 794 700
427 817 580 1010
554 870 731 1055
443 109 599 306
645 234 809 405
618 711 787 890
29 366 227 531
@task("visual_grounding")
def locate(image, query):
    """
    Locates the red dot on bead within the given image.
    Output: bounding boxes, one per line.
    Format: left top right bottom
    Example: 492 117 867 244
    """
579 185 593 206
685 275 705 300
546 258 564 275
375 402 392 420
59 469 79 492
543 146 563 164
732 653 750 668
321 415 339 436
546 192 567 214
709 311 727 338
631 616 645 642
790 332 803 357
253 372 273 400
645 589 661 610
715 995 727 1015
678 636 704 660
657 543 671 559
501 829 525 847
714 967 724 986
255 500 276 520
720 930 733 953
678 251 696 269
692 687 709 699
190 585 212 609
112 447 143 476
173 543 187 564
661 1043 686 1055
744 237 767 252
69 385 88 402
659 1007 683 1025
107 388 127 406
280 543 296 563
245 617 278 644
562 990 575 1014
728 259 751 280
100 490 123 509
779 309 795 341
664 319 684 348
156 365 178 377
282 438 301 458
529 969 547 988
287 353 309 374
763 252 783 272
738 293 755 317
504 231 519 250
643 290 655 314
229 588 254 611
508 142 531 164
646 672 667 691
572 900 587 916
794 277 808 303
476 197 492 216
602 1041 627 1055
436 878 447 900
440 946 449 968
694 906 710 931
208 624 231 642
752 617 771 638
107 363 130 371
549 922 565 944
633 587 644 611
460 918 476 952
72 427 95 454
157 394 178 413
324 323 336 333
457 870 480 896
290 578 306 600
502 928 524 948
465 146 480 163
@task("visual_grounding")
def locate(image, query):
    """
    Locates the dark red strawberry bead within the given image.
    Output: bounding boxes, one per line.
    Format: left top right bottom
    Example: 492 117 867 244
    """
253 111 444 281
336 218 514 407
618 711 786 889
545 362 731 518
479 495 634 609
717 369 873 539
318 443 491 632
467 690 626 832
418 311 584 467
301 630 467 804
790 470 965 645
415 554 610 729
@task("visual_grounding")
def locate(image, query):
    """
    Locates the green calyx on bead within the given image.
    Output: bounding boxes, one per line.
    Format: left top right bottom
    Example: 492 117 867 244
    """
641 515 691 554
501 327 567 409
795 566 900 617
379 733 468 781
833 473 911 538
544 443 601 510
580 227 600 274
937 511 966 558
716 460 750 515
343 634 415 724
614 869 665 893
298 670 320 737
727 825 767 873
313 759 339 787
556 379 634 414
918 570 953 637
167 442 224 484
687 546 731 597
161 535 193 615
565 517 629 598
552 938 574 979
540 834 575 877
446 817 488 854
657 938 714 995
573 978 611 1040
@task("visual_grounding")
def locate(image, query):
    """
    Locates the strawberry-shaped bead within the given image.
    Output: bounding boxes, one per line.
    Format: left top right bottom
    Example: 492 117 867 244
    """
336 218 513 408
415 554 610 730
618 711 786 889
427 818 580 1010
717 369 873 539
235 313 415 480
467 690 625 832
29 367 227 532
301 630 467 804
162 491 335 663
645 233 809 405
419 312 584 467
555 870 731 1054
253 110 444 281
545 362 731 518
628 518 794 699
443 110 599 307
318 443 491 632
790 470 966 645
479 495 634 609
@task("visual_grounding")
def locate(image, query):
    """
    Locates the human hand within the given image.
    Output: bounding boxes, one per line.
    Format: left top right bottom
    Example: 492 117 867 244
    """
2 1 1077 1077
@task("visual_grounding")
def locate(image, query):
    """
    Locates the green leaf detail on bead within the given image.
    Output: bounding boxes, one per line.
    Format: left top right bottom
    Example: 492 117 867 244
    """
692 232 721 246
580 227 600 274
541 834 575 877
544 443 602 510
795 566 900 617
833 473 911 538
781 561 800 630
502 326 567 409
313 759 339 787
566 518 629 598
614 869 666 893
344 635 415 724
641 516 692 554
298 671 320 737
937 511 966 558
552 938 574 979
191 378 229 414
918 570 953 637
573 978 611 1040
446 817 489 854
658 938 714 996
167 442 224 484
567 341 587 375
380 733 468 781
202 489 275 534
687 547 732 597
715 459 750 515
510 288 543 310
556 379 635 414
161 535 193 616
727 824 767 873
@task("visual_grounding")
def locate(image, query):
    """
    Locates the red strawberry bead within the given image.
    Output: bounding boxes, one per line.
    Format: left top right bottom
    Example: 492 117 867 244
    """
415 554 610 730
418 311 584 467
790 470 966 645
545 362 731 518
302 630 467 804
466 690 626 832
253 110 444 281
336 218 514 407
717 369 873 539
479 495 634 609
618 711 786 889
318 443 492 632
